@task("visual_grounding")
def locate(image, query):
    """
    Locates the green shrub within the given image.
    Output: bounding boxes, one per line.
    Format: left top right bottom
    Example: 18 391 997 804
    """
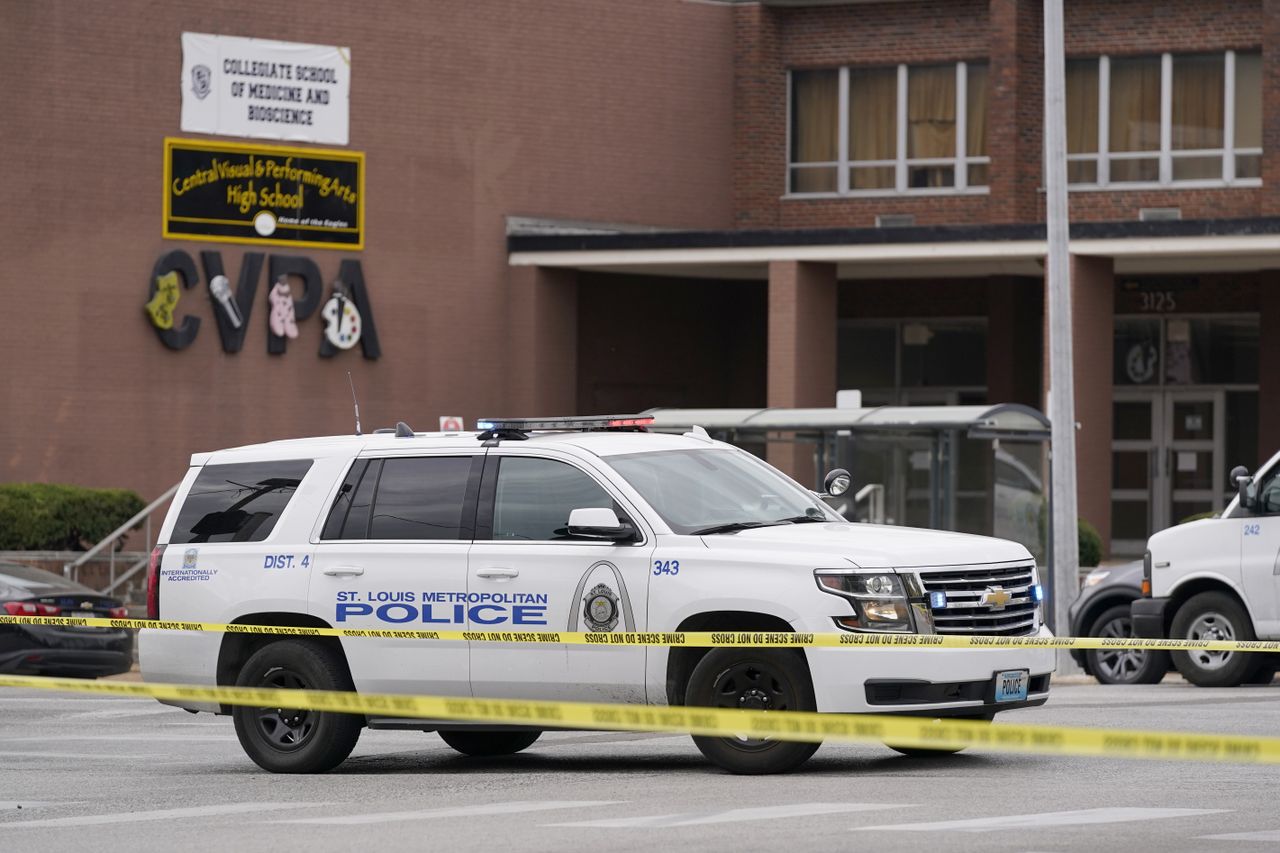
1178 510 1217 525
1077 517 1102 568
0 483 146 551
1035 503 1104 568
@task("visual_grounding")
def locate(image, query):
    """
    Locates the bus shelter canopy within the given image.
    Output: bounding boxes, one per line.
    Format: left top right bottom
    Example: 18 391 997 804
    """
643 404 1050 441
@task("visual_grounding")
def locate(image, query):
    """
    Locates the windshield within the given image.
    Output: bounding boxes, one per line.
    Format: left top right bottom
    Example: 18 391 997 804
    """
604 448 839 535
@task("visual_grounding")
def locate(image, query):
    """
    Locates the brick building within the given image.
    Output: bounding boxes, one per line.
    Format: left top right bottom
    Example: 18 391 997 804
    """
5 0 1280 558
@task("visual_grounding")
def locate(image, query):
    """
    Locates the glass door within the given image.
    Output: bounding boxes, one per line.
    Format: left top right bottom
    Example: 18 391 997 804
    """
1111 392 1161 555
1163 390 1224 527
1110 390 1224 555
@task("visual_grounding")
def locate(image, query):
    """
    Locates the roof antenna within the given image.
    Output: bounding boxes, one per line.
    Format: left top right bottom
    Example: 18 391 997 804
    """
346 371 362 436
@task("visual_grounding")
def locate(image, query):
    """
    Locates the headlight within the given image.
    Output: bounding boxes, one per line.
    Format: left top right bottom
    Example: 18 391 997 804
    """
1082 568 1110 588
814 570 913 632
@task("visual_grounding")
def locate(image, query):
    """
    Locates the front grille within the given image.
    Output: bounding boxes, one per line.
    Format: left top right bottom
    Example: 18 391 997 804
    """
917 563 1038 636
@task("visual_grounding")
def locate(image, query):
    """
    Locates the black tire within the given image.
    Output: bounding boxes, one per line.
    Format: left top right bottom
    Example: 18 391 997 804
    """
1084 604 1170 685
685 648 820 774
232 639 363 773
438 730 542 756
1169 592 1263 688
1244 663 1277 685
885 715 988 757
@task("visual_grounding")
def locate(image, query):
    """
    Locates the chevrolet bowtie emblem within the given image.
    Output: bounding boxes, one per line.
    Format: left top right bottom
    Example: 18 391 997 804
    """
980 586 1012 610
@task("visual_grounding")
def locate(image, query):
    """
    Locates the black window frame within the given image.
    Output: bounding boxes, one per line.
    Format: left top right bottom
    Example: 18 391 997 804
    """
321 455 484 541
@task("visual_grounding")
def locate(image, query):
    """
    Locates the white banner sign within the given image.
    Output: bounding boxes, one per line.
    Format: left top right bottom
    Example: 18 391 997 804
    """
181 33 350 145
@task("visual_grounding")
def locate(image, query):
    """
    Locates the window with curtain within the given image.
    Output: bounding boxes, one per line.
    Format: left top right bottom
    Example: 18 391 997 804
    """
789 60 988 196
1065 50 1261 187
789 69 838 193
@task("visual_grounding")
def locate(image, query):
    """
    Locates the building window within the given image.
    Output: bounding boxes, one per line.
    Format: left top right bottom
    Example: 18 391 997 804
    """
788 61 989 197
1066 51 1261 188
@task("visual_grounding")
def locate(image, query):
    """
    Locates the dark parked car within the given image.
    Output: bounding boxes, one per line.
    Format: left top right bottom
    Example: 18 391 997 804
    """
0 561 133 677
1068 561 1172 685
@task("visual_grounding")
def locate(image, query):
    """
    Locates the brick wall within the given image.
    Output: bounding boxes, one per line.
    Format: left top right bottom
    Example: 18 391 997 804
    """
735 0 1271 229
1 0 736 498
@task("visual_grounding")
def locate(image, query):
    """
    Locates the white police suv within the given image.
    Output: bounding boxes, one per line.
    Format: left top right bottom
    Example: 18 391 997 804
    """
140 415 1054 774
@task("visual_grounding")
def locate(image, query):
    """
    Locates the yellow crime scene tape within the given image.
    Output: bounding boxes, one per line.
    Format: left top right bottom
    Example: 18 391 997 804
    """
2 672 1279 765
3 614 1280 653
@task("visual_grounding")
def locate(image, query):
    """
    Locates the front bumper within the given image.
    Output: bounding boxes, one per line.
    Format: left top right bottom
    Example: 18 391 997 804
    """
1130 597 1170 638
0 624 133 677
800 622 1057 715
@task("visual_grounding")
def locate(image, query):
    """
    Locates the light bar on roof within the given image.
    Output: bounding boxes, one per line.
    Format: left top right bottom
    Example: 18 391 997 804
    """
475 415 654 432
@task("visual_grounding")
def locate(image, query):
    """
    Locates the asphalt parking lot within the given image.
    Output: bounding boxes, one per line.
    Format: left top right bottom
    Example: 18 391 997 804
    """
2 677 1278 853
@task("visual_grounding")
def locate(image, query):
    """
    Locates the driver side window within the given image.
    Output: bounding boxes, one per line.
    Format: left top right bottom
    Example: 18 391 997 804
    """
491 457 619 541
1257 468 1280 515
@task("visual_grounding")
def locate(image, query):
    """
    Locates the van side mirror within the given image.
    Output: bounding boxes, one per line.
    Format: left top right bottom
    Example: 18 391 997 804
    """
1230 465 1254 510
822 468 852 498
567 507 636 541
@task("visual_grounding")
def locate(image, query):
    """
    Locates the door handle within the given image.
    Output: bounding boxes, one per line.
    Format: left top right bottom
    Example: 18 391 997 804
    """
476 567 519 579
323 566 365 577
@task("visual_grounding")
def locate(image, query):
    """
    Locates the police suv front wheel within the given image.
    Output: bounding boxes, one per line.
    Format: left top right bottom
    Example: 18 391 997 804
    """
231 639 363 773
439 730 541 756
685 648 820 774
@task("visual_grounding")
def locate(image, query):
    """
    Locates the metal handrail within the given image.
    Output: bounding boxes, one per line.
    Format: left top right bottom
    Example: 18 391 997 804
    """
103 553 152 596
854 483 886 525
63 483 180 585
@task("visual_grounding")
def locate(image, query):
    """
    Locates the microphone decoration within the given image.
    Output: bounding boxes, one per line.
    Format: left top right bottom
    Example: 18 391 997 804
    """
209 274 243 329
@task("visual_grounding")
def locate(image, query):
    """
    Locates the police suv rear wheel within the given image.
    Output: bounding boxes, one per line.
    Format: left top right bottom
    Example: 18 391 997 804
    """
232 640 363 773
438 730 542 756
685 648 819 774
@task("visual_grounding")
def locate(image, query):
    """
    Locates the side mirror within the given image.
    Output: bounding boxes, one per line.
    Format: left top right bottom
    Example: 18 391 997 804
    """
567 507 636 541
822 468 852 498
1230 465 1254 510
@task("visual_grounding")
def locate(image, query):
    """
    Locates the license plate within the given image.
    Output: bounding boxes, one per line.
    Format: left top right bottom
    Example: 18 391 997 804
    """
995 669 1030 703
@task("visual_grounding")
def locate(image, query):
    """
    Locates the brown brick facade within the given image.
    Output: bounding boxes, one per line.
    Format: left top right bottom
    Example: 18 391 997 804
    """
734 0 1273 228
1 0 736 500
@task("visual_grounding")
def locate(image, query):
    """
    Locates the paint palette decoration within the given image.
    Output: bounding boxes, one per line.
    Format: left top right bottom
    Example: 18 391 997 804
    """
322 286 361 350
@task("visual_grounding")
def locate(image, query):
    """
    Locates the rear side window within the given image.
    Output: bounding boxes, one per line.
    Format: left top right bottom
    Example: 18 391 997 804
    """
368 457 474 540
172 460 313 543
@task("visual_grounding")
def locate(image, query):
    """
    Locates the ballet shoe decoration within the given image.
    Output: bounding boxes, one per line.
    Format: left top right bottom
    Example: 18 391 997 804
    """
268 277 299 339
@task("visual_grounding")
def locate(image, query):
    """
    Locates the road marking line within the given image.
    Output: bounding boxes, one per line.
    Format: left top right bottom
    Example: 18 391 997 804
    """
0 751 166 761
0 802 329 829
858 808 1229 833
0 735 234 743
1201 829 1280 841
0 802 63 810
272 801 621 826
549 803 907 828
58 708 186 720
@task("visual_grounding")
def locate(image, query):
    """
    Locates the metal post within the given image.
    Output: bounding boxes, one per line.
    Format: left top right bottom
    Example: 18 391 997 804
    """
1044 0 1081 672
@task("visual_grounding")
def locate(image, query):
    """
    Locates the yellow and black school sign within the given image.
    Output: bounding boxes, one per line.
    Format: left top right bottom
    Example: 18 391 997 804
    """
163 137 364 250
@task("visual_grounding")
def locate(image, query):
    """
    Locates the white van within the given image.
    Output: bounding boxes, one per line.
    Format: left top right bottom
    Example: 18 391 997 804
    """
140 415 1054 774
1133 449 1280 686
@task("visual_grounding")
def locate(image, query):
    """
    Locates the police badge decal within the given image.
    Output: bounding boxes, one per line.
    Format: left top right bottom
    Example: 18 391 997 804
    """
583 584 620 632
191 65 212 99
